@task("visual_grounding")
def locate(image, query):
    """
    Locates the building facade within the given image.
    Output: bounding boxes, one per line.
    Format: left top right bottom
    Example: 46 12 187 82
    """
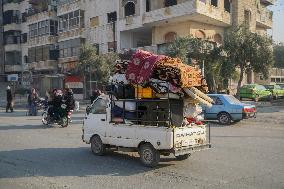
1 0 274 90
1 0 29 77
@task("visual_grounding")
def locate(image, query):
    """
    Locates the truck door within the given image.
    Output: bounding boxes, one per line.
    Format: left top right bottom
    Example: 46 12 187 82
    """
106 123 137 148
84 98 109 143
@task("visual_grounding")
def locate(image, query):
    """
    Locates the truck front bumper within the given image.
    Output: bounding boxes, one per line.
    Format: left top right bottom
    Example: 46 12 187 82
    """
173 143 211 156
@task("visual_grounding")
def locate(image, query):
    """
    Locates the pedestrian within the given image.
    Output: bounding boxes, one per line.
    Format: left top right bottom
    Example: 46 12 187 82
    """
6 86 14 113
27 88 39 116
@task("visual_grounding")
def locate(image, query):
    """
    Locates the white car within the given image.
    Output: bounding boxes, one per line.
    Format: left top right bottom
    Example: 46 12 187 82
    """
82 96 211 167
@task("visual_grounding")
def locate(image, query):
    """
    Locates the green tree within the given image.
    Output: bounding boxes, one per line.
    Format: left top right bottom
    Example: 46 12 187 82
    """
224 26 274 96
78 44 119 83
273 43 284 68
166 36 227 92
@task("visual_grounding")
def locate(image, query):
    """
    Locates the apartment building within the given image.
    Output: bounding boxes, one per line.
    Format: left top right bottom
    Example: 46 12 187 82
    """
1 0 29 78
0 0 4 77
1 0 274 91
26 0 58 74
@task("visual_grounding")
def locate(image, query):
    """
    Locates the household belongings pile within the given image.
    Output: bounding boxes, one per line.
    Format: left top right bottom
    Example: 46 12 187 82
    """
109 50 213 127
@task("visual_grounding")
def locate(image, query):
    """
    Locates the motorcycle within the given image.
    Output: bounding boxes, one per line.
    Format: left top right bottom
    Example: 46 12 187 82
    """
42 103 69 127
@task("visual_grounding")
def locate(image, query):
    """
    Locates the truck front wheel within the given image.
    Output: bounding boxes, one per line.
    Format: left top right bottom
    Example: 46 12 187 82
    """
91 135 106 156
139 143 160 167
176 154 190 161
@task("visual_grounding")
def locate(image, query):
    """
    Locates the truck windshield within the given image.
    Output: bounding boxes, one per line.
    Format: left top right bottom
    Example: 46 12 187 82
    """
91 98 108 114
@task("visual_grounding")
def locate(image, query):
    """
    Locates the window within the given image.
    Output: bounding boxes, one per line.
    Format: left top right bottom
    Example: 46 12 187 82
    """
125 2 135 17
146 0 151 12
59 38 84 58
22 12 27 23
271 78 276 82
107 12 117 23
195 30 206 40
215 97 223 105
108 41 117 52
214 34 222 44
21 33 27 43
244 10 252 28
164 0 177 7
224 0 230 12
50 20 57 35
211 0 218 7
164 32 177 43
90 16 99 27
28 47 36 63
91 99 107 114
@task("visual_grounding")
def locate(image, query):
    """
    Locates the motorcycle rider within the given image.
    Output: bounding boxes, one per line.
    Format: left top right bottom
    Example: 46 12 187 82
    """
48 89 63 120
64 88 75 122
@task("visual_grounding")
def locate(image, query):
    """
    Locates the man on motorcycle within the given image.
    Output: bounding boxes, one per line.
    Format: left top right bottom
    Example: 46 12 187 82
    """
48 89 63 120
64 88 75 122
43 89 69 127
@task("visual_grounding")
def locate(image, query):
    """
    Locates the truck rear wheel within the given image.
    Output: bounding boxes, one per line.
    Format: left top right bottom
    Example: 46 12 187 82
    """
139 143 160 167
176 154 190 161
91 135 106 156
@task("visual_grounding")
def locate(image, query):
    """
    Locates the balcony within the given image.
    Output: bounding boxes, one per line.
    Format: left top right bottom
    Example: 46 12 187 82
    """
4 23 21 32
28 36 58 47
27 10 57 24
118 0 231 31
58 28 85 42
58 56 78 64
5 65 22 73
118 15 143 31
28 60 58 71
57 0 84 16
143 0 231 26
3 2 20 11
256 10 273 29
4 44 21 52
260 0 274 6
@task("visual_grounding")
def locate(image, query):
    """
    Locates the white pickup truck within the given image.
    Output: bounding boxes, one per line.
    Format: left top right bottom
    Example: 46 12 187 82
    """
82 96 211 167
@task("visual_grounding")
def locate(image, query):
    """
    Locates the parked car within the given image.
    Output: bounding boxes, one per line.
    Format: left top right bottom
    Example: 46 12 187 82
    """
264 84 284 99
203 94 257 125
278 83 284 89
239 84 272 102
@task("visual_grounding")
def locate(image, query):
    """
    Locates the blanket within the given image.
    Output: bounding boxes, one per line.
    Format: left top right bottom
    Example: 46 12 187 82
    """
126 50 165 84
153 57 202 88
115 60 130 74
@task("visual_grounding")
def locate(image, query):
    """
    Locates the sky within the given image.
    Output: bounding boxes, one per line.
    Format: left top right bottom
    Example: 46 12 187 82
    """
270 0 284 43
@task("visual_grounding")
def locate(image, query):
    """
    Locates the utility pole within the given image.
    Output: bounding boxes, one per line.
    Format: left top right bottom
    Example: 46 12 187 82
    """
112 18 116 52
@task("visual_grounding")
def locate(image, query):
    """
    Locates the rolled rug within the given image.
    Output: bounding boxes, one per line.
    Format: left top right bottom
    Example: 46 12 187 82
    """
183 88 212 108
190 87 213 103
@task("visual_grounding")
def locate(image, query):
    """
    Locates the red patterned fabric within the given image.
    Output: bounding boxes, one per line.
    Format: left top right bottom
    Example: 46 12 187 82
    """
126 50 165 84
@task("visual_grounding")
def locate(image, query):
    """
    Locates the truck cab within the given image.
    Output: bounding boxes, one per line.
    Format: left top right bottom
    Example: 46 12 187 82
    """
82 95 211 167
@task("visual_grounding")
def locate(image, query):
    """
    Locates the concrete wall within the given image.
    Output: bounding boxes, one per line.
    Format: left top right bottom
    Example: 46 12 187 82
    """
255 68 284 85
84 0 117 53
152 20 225 45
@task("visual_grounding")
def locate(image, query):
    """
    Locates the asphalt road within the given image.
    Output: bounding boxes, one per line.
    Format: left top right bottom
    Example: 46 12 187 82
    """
0 106 283 189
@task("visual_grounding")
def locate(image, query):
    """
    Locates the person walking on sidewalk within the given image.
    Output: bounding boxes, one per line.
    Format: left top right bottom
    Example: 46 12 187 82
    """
28 88 39 116
6 86 14 113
